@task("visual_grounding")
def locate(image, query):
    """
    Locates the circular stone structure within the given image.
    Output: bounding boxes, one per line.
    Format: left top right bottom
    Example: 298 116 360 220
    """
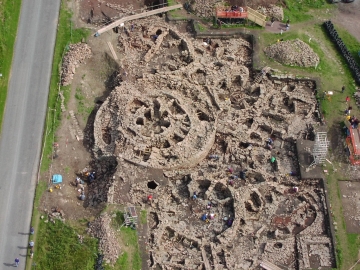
94 77 218 169
93 22 251 170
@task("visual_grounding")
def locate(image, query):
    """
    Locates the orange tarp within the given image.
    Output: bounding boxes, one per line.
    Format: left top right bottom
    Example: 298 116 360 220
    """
216 11 248 18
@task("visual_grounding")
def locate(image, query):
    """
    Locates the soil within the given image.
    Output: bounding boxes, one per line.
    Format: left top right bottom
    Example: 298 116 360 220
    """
338 181 360 233
39 29 121 220
79 0 146 24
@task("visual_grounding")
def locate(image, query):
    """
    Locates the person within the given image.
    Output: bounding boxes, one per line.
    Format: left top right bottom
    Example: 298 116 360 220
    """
206 202 212 209
293 186 299 193
30 247 34 258
346 96 350 103
209 213 215 220
286 19 290 24
193 191 197 200
30 226 34 235
79 193 85 201
280 29 283 35
342 85 345 93
29 240 34 248
267 138 274 145
227 218 234 227
76 177 84 185
131 24 134 32
209 154 219 161
271 17 275 27
147 195 153 202
353 118 359 128
285 23 289 31
239 6 244 12
228 167 233 174
228 179 234 186
270 157 276 163
345 107 352 116
240 170 247 180
201 213 208 221
15 258 20 267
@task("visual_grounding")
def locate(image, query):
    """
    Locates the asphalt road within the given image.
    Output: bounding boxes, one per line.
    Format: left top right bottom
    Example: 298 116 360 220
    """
0 0 60 268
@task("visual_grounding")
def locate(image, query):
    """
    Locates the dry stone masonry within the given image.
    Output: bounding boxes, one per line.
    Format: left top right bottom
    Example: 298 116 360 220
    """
264 39 320 68
61 43 92 86
88 213 121 265
82 15 334 270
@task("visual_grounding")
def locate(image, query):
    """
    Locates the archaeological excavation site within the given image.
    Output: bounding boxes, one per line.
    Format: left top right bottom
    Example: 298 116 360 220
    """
50 1 339 269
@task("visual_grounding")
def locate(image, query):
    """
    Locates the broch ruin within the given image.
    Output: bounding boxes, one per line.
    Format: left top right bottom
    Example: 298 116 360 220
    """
60 4 336 270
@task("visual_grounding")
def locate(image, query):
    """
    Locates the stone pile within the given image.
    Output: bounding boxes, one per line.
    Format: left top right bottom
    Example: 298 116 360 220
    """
353 87 360 107
61 43 92 86
87 214 121 265
44 207 66 223
105 3 136 15
257 4 284 21
192 0 219 18
264 39 320 67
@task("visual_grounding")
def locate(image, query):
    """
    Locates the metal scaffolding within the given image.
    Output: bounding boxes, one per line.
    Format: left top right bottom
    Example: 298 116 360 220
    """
309 132 329 167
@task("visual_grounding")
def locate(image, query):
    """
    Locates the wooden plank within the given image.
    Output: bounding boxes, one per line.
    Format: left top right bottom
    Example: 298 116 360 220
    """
247 6 266 27
96 4 183 35
260 260 283 270
107 41 118 60
201 247 211 270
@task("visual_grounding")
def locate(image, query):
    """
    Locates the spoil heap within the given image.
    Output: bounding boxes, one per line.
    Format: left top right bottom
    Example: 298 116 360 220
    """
88 214 120 265
264 39 319 67
61 43 92 86
257 5 284 21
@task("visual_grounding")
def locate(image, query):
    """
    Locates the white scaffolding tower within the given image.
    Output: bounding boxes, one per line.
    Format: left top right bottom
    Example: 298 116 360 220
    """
309 132 330 168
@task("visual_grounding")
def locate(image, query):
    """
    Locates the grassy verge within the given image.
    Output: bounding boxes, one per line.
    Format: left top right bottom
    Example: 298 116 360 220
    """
140 210 147 225
104 211 141 270
40 0 90 171
283 0 332 23
75 87 94 121
34 219 98 270
322 169 360 269
0 0 22 133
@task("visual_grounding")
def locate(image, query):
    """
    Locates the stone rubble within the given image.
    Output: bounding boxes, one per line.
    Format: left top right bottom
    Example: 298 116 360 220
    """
61 43 92 86
257 4 284 21
77 15 335 270
87 213 121 265
264 39 320 68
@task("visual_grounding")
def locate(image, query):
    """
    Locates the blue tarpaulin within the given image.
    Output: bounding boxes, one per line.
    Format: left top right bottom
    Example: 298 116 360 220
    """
52 174 63 184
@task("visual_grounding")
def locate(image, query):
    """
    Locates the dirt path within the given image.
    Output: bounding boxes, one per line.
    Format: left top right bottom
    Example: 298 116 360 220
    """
332 1 360 42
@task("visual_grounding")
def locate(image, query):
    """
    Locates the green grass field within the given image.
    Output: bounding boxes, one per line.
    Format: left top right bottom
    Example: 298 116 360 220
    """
34 220 98 270
283 0 332 23
0 0 22 132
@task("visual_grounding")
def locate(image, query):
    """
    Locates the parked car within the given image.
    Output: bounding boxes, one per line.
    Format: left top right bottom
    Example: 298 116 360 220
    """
342 0 355 2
